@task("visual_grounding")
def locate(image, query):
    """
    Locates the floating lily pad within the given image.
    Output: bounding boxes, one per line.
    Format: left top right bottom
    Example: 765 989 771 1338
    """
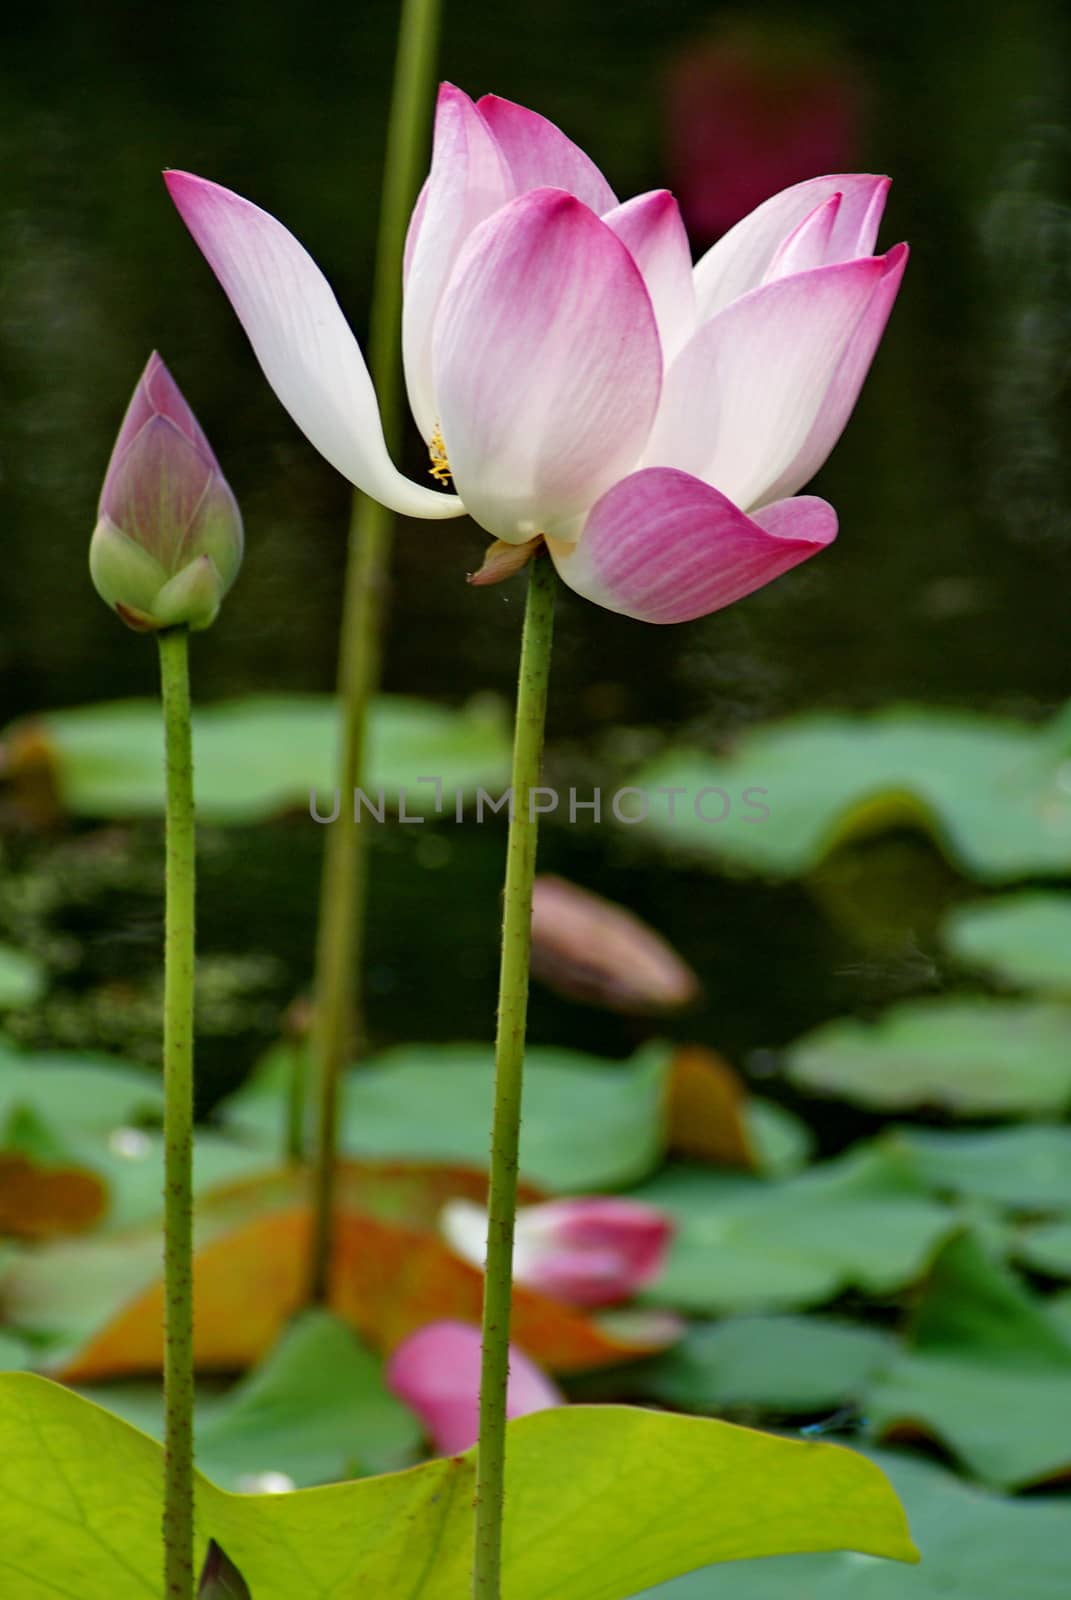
634 1445 1071 1598
785 997 1071 1115
627 704 1071 881
884 1124 1071 1212
1016 1219 1071 1279
0 947 45 1010
0 693 511 824
941 891 1071 994
0 1041 163 1135
638 1314 896 1415
224 1042 671 1193
633 1146 956 1315
79 1311 420 1489
0 1374 916 1599
866 1233 1071 1488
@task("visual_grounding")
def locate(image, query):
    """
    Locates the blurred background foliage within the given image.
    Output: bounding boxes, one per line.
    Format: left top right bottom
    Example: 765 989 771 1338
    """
2 0 1069 1089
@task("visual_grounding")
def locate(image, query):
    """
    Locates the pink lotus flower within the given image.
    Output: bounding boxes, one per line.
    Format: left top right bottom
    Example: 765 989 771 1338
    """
441 1196 673 1309
385 1320 562 1456
165 86 906 624
90 352 243 631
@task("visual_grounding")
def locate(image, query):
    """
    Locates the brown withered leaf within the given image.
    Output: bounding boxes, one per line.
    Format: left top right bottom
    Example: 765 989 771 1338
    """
665 1046 758 1170
530 875 701 1014
0 1152 106 1239
50 1161 674 1381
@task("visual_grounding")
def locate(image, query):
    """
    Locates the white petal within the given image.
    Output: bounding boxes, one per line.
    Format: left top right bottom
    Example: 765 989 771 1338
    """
165 171 464 520
644 255 892 509
693 174 890 321
602 190 697 363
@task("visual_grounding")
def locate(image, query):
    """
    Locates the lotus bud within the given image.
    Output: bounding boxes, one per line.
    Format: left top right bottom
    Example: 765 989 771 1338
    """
90 352 243 631
441 1195 674 1309
531 875 701 1014
197 1539 252 1598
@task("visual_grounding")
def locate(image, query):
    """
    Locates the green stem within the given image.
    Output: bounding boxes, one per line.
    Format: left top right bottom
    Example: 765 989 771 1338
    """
157 627 197 1600
307 0 442 1303
472 554 556 1599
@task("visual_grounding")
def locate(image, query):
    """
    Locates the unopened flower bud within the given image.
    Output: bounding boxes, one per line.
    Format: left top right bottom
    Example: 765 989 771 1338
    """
90 352 243 631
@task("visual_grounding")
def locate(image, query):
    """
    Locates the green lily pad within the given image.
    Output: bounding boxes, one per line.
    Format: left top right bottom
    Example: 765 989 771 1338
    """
0 1041 163 1136
0 947 45 1010
1016 1219 1071 1279
1049 1291 1071 1339
885 1124 1071 1212
743 1098 814 1178
0 1375 915 1598
637 1314 896 1415
634 1445 1071 1598
79 1312 420 1489
941 891 1071 994
633 1146 956 1315
626 704 1071 881
2 693 511 824
223 1042 671 1193
866 1233 1071 1488
785 997 1071 1115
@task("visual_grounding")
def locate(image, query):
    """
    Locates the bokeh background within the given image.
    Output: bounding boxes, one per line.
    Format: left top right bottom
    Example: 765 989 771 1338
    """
1 0 1070 1108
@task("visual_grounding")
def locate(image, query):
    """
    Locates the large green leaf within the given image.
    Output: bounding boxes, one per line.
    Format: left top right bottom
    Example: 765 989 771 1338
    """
0 946 45 1010
885 1124 1071 1212
223 1042 671 1193
3 694 511 823
633 1147 956 1314
866 1233 1071 1488
785 997 1071 1115
634 1314 896 1415
626 704 1071 881
79 1312 420 1489
941 891 1071 994
0 1374 915 1598
634 1446 1071 1598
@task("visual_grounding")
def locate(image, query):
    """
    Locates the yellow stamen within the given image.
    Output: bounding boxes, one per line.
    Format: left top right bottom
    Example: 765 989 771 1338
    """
428 426 452 485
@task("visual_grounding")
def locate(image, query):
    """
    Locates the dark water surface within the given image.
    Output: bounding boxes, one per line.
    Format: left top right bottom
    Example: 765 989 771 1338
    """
1 0 1069 1102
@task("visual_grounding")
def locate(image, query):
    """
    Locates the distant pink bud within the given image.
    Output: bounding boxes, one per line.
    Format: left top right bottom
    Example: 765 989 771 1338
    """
90 352 243 632
442 1197 673 1309
385 1320 562 1456
530 874 701 1014
665 26 864 244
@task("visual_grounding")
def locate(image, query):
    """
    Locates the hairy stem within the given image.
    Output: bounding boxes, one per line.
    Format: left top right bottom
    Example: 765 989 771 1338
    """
307 0 442 1302
158 626 197 1600
472 554 557 1598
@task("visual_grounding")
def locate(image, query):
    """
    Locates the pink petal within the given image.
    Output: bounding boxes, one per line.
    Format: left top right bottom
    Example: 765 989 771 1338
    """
760 242 909 505
549 469 837 624
385 1321 563 1457
111 352 215 464
693 174 890 321
516 1198 674 1308
164 171 465 521
476 94 617 215
432 188 662 543
762 193 843 282
602 190 696 363
402 84 514 442
102 416 214 569
645 253 898 511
